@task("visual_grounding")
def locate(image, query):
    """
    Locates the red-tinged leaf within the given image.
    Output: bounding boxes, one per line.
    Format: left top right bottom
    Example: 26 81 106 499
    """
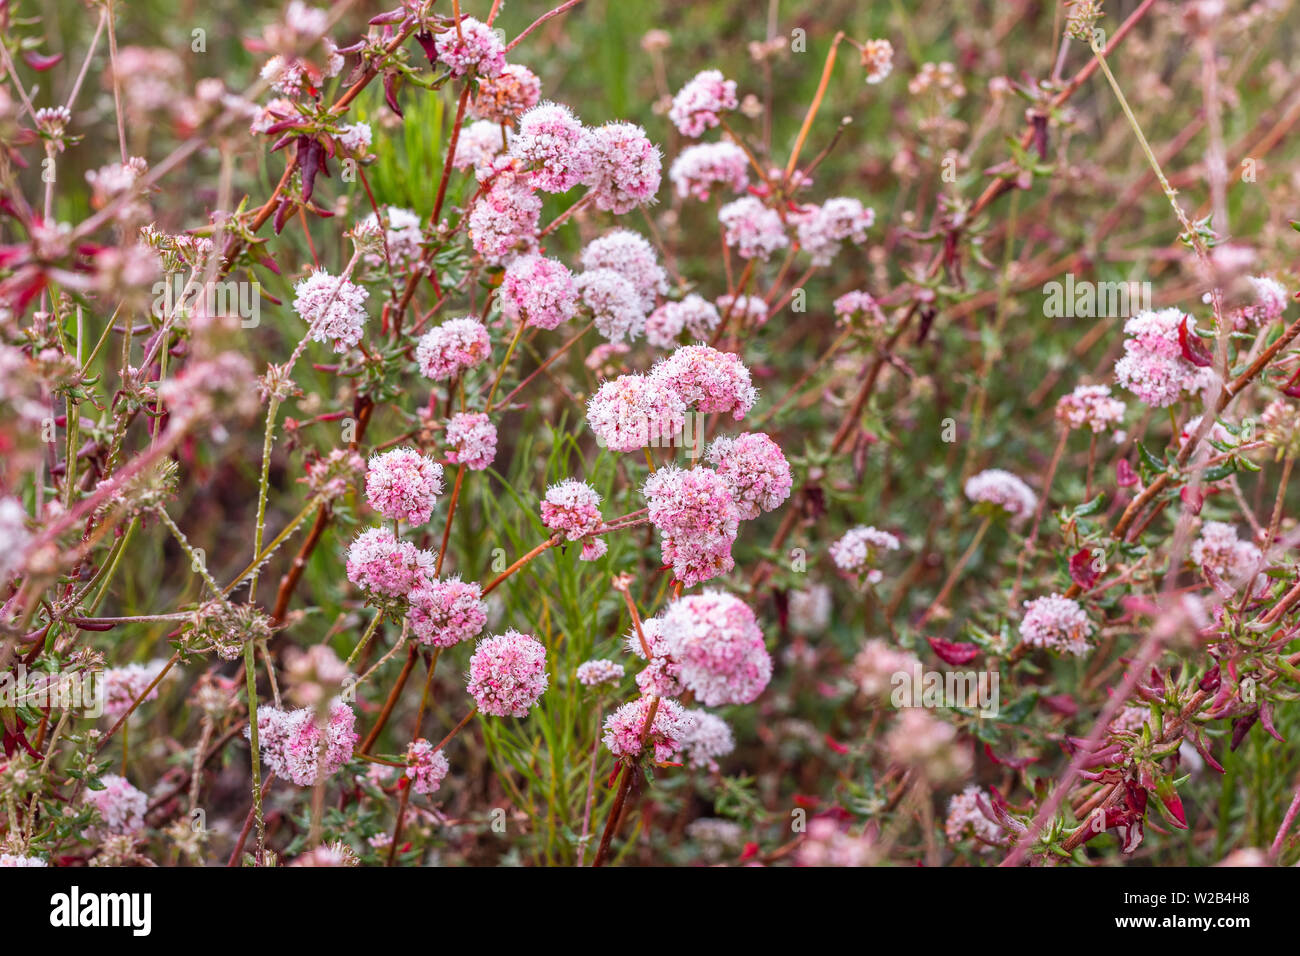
370 8 407 25
1116 458 1139 487
300 138 322 203
1230 710 1258 751
1069 548 1102 590
926 635 979 665
273 197 293 235
383 71 404 118
269 133 296 153
22 51 62 71
739 842 760 861
1193 730 1225 773
262 118 303 137
1041 693 1078 717
1259 701 1284 742
983 743 1038 769
415 31 438 64
1180 483 1204 515
824 734 849 755
1155 779 1188 829
1178 315 1213 367
792 794 821 809
1199 664 1221 693
253 253 281 276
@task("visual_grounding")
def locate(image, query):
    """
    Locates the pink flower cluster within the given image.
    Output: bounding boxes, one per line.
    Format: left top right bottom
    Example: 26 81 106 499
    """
964 468 1037 520
643 465 740 587
579 230 666 312
602 695 697 763
365 447 444 525
405 739 450 795
345 527 435 599
718 196 789 261
510 101 592 192
1019 594 1093 656
85 774 147 834
576 658 624 687
1191 521 1262 590
680 709 735 771
794 198 875 266
586 373 687 451
466 629 549 717
468 161 541 262
252 699 358 786
471 63 542 122
706 432 792 519
658 591 771 706
626 617 683 697
292 269 369 353
102 661 167 720
584 122 663 214
645 295 721 348
649 345 758 419
669 70 738 137
445 412 498 470
1114 308 1209 408
417 318 491 381
1055 384 1126 432
669 141 749 201
539 478 603 540
500 255 577 330
433 17 506 78
576 268 647 343
406 576 487 647
829 525 901 584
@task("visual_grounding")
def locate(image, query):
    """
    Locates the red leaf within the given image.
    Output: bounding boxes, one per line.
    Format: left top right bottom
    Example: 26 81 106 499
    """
823 734 849 755
983 743 1038 769
927 635 979 665
1178 315 1213 368
1068 548 1101 590
1116 458 1139 487
22 51 63 71
1180 483 1204 514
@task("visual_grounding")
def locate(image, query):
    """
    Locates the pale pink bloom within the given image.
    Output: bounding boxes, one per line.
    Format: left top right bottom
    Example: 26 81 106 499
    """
945 786 1002 848
706 432 792 519
797 818 876 866
576 268 647 343
0 497 31 583
1019 594 1093 656
365 447 444 525
584 342 631 376
716 293 768 328
251 699 358 786
852 639 921 700
293 268 369 353
658 591 771 706
885 709 972 782
829 525 900 584
1110 706 1150 736
580 537 608 562
625 617 683 698
405 739 450 795
1114 308 1204 408
434 17 506 77
102 661 167 720
540 479 603 539
467 630 549 717
579 230 666 312
1242 275 1288 326
669 141 749 200
0 854 45 867
860 39 894 84
510 101 592 192
669 69 738 137
718 195 789 261
586 373 688 452
416 317 491 381
643 466 741 587
576 659 624 687
789 584 832 633
468 163 541 262
471 63 541 122
337 122 372 155
585 122 662 214
964 468 1037 519
794 198 874 266
680 709 735 770
1179 414 1233 450
649 344 757 419
452 119 508 172
833 290 881 324
500 255 577 330
445 412 498 470
646 295 722 348
1055 384 1126 432
85 774 147 834
358 206 423 268
345 528 435 598
407 576 487 648
1191 521 1263 589
602 696 696 763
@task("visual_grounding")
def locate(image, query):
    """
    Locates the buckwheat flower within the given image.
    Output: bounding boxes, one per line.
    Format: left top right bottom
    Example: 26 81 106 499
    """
1179 414 1234 451
434 16 505 77
795 198 875 267
467 629 549 717
586 373 688 452
337 122 372 155
860 38 894 83
585 342 631 376
852 639 921 700
0 854 45 867
579 230 667 312
945 786 1002 848
345 527 435 598
829 525 900 584
405 739 450 795
365 448 444 525
445 412 497 470
603 696 697 762
716 293 769 328
885 709 972 783
576 659 624 687
102 661 167 720
1191 521 1263 588
290 842 359 867
85 774 148 834
303 448 365 502
706 432 792 519
789 583 832 633
576 268 647 343
0 496 31 582
1262 399 1300 453
1019 594 1093 656
468 168 541 262
510 101 592 192
624 617 683 697
658 591 772 706
407 575 487 647
686 818 743 847
581 540 607 565
680 709 735 770
669 141 749 200
293 268 369 353
1114 308 1203 408
1055 384 1126 432
833 290 882 325
964 468 1037 520
669 69 738 137
252 699 358 786
453 119 508 172
34 106 72 145
643 466 741 587
260 55 307 97
1242 275 1288 326
540 479 603 540
471 63 542 122
416 317 491 381
649 345 757 419
500 255 577 330
583 121 663 214
798 817 876 867
718 195 789 261
359 206 423 268
1110 706 1151 736
647 295 721 347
